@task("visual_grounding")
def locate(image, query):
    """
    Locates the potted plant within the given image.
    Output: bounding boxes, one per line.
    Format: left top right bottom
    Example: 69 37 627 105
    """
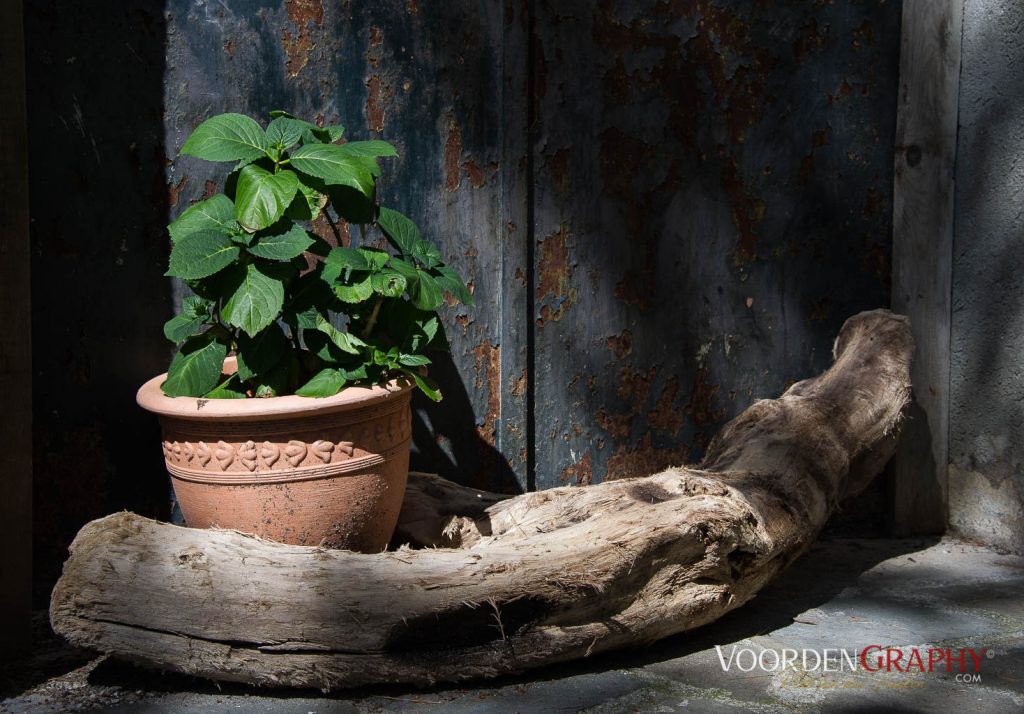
136 111 472 552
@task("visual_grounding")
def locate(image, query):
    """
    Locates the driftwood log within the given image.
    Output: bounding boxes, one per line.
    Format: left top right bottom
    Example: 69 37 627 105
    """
50 310 912 690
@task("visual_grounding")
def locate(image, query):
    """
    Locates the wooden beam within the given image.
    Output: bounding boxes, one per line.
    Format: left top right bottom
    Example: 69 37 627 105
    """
51 311 912 689
890 0 963 535
0 0 32 656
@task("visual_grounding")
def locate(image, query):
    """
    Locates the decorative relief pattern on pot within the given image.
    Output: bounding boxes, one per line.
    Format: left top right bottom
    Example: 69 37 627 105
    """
260 441 280 468
214 441 234 470
160 407 411 472
237 441 258 472
285 440 307 467
195 441 212 466
312 440 334 463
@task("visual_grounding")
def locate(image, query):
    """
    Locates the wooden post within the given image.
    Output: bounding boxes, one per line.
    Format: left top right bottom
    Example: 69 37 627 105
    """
0 0 33 655
890 0 963 534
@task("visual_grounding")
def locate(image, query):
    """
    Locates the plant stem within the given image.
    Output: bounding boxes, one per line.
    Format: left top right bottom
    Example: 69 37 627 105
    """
361 297 384 340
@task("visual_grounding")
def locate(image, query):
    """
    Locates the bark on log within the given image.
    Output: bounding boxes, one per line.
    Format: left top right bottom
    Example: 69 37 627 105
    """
50 310 913 690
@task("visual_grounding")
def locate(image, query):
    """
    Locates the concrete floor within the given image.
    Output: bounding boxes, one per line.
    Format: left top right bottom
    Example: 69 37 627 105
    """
3 537 1023 713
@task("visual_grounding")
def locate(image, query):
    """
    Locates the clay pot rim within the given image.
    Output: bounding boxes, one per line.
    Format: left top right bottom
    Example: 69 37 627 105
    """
137 357 415 420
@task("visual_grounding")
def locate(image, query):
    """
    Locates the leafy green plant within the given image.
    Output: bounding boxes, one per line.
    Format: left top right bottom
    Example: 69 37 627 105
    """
161 111 472 401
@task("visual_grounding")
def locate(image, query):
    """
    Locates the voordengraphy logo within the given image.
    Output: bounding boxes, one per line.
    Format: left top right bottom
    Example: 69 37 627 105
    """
715 645 992 678
859 645 988 673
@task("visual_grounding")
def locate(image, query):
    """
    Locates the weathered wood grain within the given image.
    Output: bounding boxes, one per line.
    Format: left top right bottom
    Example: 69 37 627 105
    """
0 0 32 656
890 0 963 534
51 310 912 689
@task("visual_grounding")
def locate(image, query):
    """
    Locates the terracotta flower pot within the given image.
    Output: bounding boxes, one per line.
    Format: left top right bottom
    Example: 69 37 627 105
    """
136 362 413 552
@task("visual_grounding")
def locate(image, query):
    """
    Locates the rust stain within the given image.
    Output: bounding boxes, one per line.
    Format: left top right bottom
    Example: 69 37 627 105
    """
617 365 655 408
548 149 571 195
510 368 528 398
444 117 462 192
851 20 875 50
461 159 486 188
202 180 217 199
535 226 577 324
597 363 657 440
167 176 187 208
407 0 418 13
514 267 527 286
560 451 593 485
311 213 348 248
613 272 652 311
364 26 384 68
606 433 688 481
472 341 500 448
596 409 631 439
281 0 324 78
862 186 882 216
455 313 473 333
807 298 830 322
365 75 389 133
598 128 654 197
720 150 765 265
686 367 727 426
648 376 683 436
862 241 890 283
792 17 827 64
223 40 235 57
605 329 633 359
798 127 830 187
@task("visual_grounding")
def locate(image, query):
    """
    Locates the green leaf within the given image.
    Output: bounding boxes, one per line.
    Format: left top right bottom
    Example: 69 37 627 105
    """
253 355 295 398
288 144 375 196
285 179 327 221
403 368 442 402
168 195 237 243
339 140 398 160
181 113 269 163
247 223 315 261
322 246 369 283
412 239 443 269
409 270 444 310
419 314 440 345
377 207 419 255
204 374 248 399
301 329 345 362
282 272 334 329
358 247 390 272
398 353 431 367
339 364 368 381
162 315 208 344
315 314 367 354
324 125 345 142
222 262 286 337
334 275 374 303
295 368 347 397
163 296 212 344
182 294 213 319
162 333 228 397
166 231 240 280
322 185 374 225
234 165 300 232
433 264 474 306
370 270 407 297
265 116 305 152
235 322 288 380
